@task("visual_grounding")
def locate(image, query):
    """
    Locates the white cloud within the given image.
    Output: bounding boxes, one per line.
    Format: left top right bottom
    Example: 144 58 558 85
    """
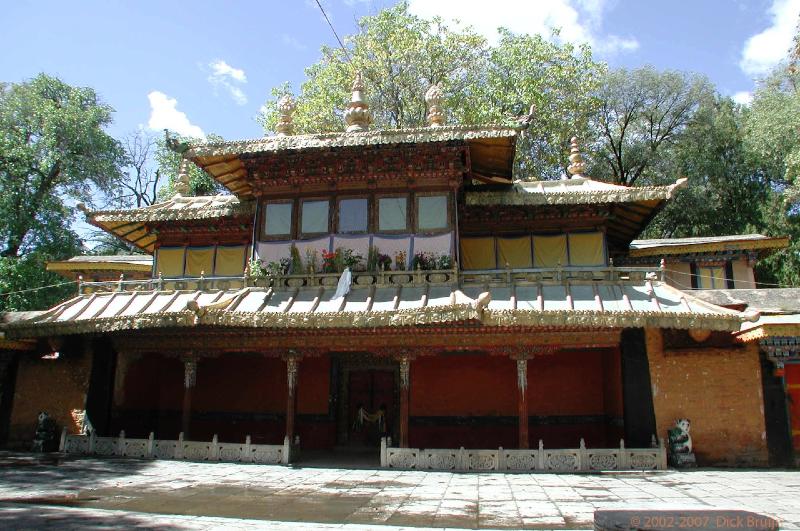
732 91 753 105
407 0 638 56
146 91 205 139
740 0 800 77
207 59 248 105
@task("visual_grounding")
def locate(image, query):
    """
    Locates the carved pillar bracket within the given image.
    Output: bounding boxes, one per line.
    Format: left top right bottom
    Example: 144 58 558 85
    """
285 356 299 397
183 359 197 389
386 348 416 449
516 358 528 393
399 356 410 389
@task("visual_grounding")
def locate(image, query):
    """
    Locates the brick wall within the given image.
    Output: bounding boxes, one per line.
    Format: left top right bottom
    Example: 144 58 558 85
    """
645 328 767 466
7 341 92 448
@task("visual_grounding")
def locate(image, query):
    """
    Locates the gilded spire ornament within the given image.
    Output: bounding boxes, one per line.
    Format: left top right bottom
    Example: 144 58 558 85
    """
567 136 586 178
175 158 191 196
344 72 371 132
425 83 445 127
275 94 296 136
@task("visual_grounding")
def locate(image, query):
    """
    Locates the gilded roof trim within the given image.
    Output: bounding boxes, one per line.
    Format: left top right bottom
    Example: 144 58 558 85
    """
86 196 254 224
186 125 519 158
629 236 790 258
465 178 687 207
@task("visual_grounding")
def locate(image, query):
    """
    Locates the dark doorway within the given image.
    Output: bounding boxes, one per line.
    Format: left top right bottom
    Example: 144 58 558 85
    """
762 354 794 466
347 369 394 447
334 353 398 448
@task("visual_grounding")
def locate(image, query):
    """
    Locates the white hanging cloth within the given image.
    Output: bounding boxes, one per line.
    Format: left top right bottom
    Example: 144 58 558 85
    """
332 267 352 300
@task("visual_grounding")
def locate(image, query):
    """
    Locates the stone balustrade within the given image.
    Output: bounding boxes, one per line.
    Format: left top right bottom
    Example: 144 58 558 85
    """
60 430 292 465
380 438 667 472
78 264 664 294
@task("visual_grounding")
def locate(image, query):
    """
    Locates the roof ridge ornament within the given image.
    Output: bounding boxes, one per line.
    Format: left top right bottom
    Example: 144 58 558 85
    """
344 72 371 132
174 158 191 196
567 136 586 179
275 94 296 136
425 83 445 127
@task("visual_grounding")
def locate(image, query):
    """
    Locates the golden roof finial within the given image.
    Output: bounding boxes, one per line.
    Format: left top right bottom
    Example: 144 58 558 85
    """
344 72 371 132
425 83 445 127
567 136 586 178
275 94 296 136
175 158 191 196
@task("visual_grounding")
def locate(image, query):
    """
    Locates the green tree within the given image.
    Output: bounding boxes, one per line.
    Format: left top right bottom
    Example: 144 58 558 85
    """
594 67 714 186
0 74 125 310
646 96 771 238
0 74 124 257
257 3 604 179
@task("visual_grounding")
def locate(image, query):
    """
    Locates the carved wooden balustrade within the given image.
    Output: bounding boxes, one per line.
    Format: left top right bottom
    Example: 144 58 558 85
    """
78 264 665 294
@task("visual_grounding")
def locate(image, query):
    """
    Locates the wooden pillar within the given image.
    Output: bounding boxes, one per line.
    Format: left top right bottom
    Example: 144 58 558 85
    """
399 355 410 448
181 359 196 438
517 358 529 449
285 355 299 443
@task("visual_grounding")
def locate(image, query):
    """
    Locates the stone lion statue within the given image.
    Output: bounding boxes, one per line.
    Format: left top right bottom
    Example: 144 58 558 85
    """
667 418 696 467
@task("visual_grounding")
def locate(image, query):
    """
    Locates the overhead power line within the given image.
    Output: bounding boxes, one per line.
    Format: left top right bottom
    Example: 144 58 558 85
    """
314 0 352 64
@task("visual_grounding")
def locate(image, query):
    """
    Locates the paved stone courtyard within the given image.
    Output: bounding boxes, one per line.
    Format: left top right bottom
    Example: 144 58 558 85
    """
0 453 799 530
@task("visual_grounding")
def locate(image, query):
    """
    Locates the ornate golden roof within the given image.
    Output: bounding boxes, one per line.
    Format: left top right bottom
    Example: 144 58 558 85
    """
629 234 789 258
186 124 520 196
82 195 255 253
2 277 753 339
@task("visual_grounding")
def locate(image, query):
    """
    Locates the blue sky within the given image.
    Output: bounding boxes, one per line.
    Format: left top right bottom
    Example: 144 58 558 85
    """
1 0 798 144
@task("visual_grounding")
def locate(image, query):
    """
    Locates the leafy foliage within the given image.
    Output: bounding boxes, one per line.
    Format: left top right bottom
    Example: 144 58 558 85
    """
593 67 715 186
0 73 124 258
0 74 124 310
257 3 604 179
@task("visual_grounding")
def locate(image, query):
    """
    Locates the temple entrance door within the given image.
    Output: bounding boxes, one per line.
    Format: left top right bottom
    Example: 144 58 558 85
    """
346 369 394 448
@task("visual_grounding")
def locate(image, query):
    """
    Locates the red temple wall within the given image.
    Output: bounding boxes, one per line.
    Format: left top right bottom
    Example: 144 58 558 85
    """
408 350 623 449
114 354 335 447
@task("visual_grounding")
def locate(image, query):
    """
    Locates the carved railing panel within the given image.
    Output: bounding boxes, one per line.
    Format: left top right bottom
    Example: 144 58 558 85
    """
60 431 290 465
382 438 667 472
78 265 663 294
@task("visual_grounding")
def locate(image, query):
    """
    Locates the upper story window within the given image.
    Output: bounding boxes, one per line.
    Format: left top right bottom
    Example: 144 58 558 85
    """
338 198 369 233
264 202 293 237
378 196 408 232
697 265 727 289
301 199 329 235
417 195 449 231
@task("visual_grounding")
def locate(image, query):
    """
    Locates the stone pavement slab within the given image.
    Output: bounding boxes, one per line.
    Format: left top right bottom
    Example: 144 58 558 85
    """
0 452 799 529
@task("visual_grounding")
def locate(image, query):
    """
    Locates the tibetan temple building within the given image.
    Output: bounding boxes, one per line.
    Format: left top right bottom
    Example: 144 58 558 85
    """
0 77 797 471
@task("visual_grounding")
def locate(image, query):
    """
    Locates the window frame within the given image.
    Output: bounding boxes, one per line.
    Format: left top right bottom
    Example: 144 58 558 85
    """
415 191 451 234
299 197 331 238
376 193 410 234
260 199 295 241
336 195 370 234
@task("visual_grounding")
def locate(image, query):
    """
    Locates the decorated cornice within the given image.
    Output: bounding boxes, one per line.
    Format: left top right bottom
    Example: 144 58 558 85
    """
465 178 687 207
629 235 789 258
186 124 519 158
85 195 254 224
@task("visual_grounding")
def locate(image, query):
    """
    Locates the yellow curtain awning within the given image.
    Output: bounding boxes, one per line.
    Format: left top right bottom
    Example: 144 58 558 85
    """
214 245 247 276
568 232 605 266
460 237 496 270
533 235 567 268
497 236 532 268
185 247 215 278
156 247 185 278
